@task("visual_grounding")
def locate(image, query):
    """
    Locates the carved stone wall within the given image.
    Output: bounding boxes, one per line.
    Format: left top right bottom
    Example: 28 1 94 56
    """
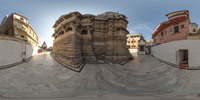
51 12 132 69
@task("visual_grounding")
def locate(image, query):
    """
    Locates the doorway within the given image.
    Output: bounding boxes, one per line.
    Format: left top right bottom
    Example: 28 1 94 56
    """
179 49 188 64
177 49 188 69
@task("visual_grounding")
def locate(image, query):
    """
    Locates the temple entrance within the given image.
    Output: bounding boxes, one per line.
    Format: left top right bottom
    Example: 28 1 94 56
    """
138 40 146 55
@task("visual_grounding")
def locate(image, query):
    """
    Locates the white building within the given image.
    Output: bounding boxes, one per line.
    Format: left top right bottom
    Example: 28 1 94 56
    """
152 40 200 69
0 13 39 67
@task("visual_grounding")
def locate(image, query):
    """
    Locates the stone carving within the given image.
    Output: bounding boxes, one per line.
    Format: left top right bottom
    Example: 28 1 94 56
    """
51 11 133 69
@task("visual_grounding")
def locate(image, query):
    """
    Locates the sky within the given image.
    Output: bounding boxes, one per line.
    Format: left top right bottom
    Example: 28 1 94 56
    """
0 0 200 47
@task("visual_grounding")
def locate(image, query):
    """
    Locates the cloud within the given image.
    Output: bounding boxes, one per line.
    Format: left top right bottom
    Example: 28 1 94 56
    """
128 24 153 33
128 24 154 40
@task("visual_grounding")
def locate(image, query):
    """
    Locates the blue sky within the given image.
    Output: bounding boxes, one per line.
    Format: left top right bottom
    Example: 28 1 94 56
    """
0 0 200 47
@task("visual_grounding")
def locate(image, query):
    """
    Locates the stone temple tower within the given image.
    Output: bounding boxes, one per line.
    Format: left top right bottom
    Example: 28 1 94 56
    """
51 11 133 70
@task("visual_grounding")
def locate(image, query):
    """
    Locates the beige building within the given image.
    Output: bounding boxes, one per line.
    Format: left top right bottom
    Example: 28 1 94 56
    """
51 11 132 70
145 40 151 46
187 34 200 40
187 24 200 40
0 13 38 46
0 13 39 67
127 33 144 48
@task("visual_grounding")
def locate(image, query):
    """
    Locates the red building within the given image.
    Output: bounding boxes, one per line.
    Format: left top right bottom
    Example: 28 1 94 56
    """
152 10 198 45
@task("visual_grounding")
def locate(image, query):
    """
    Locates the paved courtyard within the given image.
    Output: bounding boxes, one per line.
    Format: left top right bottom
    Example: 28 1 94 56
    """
0 52 200 100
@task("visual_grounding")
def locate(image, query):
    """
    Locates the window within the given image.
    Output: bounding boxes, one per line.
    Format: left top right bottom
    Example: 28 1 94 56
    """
68 27 72 31
161 32 164 37
131 41 133 43
181 24 184 28
170 28 172 32
174 26 179 33
193 29 196 32
81 29 87 35
59 31 64 36
66 27 72 32
20 17 24 21
21 35 24 38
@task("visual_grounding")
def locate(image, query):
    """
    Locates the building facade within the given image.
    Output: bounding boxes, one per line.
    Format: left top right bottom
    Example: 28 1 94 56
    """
0 13 38 46
145 40 151 46
127 33 144 48
51 12 132 69
152 10 200 69
187 28 200 39
152 10 199 45
0 13 39 67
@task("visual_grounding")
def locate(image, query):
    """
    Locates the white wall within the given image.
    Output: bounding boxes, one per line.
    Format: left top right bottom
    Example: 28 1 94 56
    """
129 49 138 53
0 40 38 66
152 40 200 68
32 45 39 56
138 51 145 55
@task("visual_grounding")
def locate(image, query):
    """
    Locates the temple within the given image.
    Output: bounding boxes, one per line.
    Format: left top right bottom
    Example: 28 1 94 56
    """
41 41 47 51
51 11 132 69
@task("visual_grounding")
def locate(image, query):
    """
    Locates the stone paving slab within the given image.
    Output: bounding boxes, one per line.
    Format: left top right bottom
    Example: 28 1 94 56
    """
0 52 198 100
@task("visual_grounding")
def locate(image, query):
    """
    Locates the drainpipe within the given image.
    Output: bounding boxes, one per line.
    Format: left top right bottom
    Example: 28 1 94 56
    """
23 39 27 62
